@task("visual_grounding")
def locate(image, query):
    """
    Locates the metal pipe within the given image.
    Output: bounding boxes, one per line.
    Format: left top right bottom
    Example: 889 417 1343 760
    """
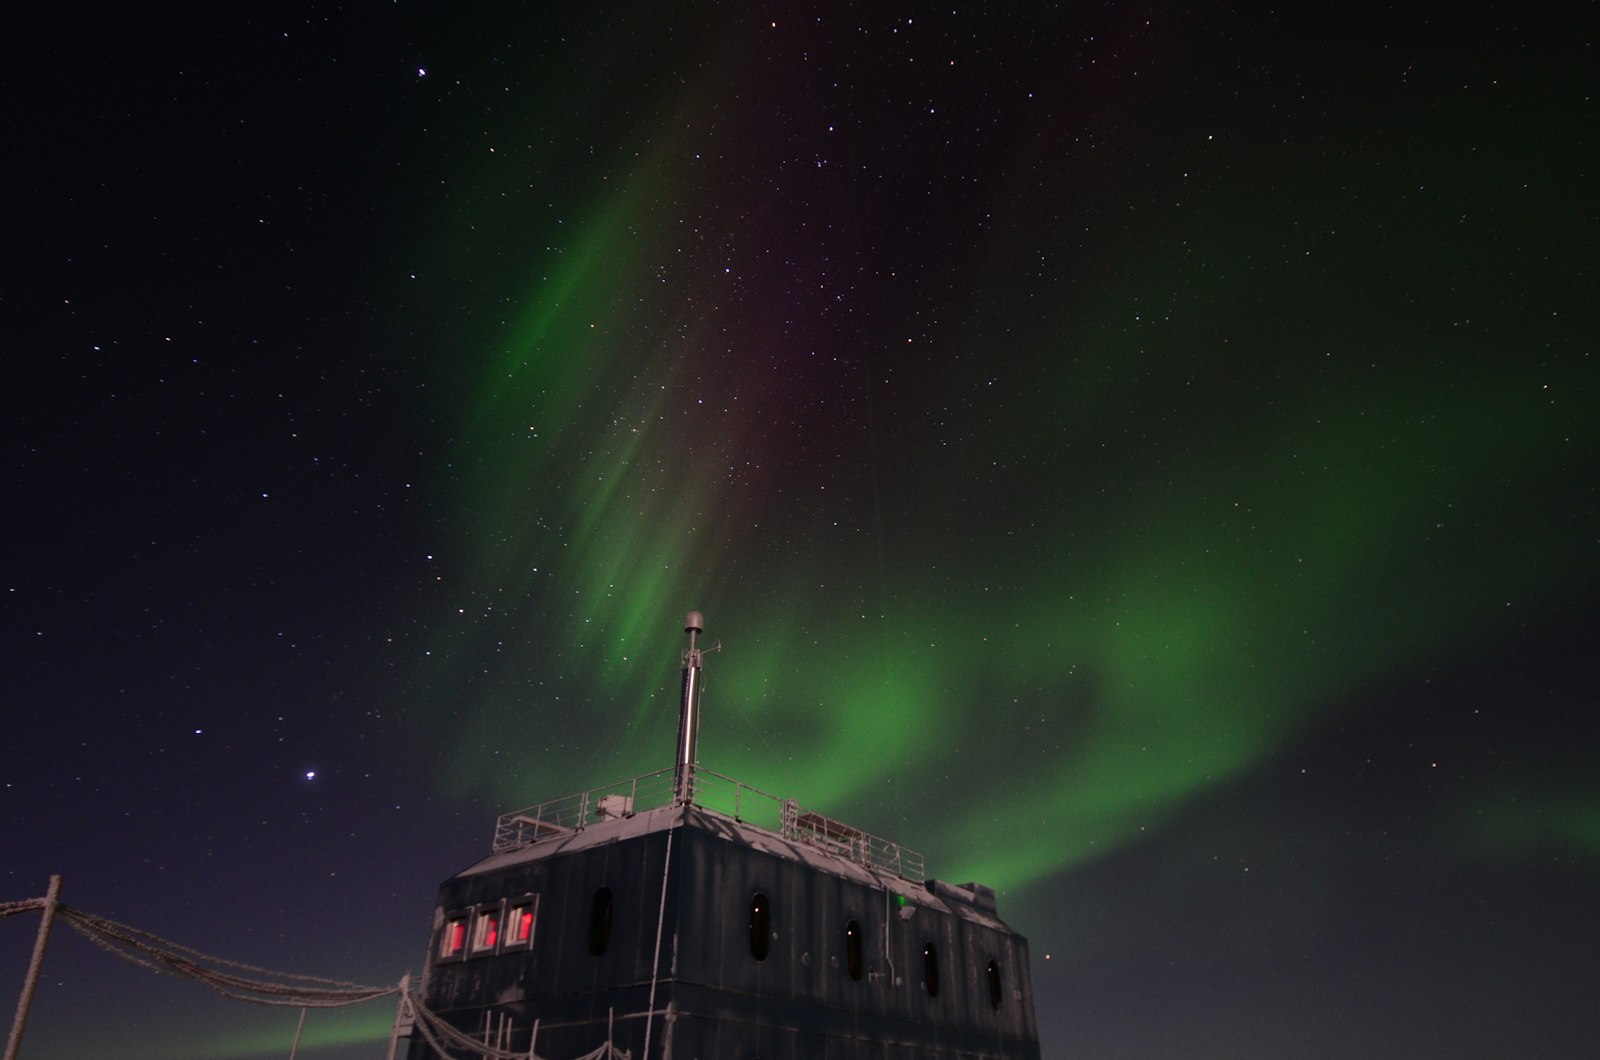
674 611 705 804
287 1006 308 1059
382 973 410 1060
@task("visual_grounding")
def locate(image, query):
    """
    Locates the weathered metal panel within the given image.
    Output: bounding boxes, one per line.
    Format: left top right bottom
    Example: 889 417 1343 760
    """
666 823 1040 1057
409 811 1039 1059
411 826 681 1058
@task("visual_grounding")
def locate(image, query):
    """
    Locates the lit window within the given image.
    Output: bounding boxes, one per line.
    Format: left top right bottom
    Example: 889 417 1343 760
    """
505 902 536 948
588 887 613 956
923 941 940 998
987 958 1004 1010
749 893 771 961
845 919 863 982
471 909 500 953
439 917 467 960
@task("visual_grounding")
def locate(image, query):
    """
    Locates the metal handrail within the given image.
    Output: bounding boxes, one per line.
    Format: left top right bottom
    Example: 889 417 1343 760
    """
491 766 924 882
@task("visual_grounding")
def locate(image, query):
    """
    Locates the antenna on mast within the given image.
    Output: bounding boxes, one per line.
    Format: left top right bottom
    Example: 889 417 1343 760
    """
673 611 718 805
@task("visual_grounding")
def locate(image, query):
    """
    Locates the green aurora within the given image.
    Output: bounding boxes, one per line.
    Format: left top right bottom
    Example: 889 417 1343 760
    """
408 44 1595 893
7 5 1596 1059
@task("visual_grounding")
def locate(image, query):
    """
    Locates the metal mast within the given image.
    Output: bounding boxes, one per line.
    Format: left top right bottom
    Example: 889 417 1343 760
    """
674 611 707 805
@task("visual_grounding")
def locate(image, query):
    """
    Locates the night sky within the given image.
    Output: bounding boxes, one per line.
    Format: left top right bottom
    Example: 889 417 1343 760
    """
5 3 1596 1058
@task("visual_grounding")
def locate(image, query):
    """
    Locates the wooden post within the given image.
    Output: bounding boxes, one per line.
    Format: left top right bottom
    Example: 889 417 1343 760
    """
4 875 63 1060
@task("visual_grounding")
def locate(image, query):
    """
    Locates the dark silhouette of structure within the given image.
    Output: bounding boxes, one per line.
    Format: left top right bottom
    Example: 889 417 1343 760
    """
405 613 1041 1058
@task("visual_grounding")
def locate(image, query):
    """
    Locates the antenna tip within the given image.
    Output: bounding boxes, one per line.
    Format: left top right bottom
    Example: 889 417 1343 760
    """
684 610 705 634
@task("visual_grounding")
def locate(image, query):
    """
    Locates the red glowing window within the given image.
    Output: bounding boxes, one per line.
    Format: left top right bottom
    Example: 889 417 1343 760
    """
439 918 467 959
471 909 499 953
508 905 535 945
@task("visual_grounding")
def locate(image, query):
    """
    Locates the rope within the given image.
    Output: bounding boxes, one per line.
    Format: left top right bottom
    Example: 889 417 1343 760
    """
55 905 396 1008
641 821 675 1058
404 990 633 1060
6 893 635 1059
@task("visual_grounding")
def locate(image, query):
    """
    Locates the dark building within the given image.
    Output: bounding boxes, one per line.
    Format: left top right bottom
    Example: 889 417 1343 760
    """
401 615 1041 1059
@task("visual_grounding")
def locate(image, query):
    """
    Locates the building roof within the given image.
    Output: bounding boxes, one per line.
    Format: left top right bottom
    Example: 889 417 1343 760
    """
457 789 1011 932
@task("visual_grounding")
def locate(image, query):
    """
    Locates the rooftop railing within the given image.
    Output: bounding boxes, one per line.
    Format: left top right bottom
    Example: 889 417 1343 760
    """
491 765 924 883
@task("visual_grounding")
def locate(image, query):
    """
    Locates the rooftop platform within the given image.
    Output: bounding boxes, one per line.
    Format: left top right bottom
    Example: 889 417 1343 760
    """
491 765 925 883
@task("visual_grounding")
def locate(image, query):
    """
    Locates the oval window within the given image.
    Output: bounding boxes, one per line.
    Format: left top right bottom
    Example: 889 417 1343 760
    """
588 887 613 956
845 919 864 982
923 941 940 997
987 958 1004 1010
749 892 772 961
